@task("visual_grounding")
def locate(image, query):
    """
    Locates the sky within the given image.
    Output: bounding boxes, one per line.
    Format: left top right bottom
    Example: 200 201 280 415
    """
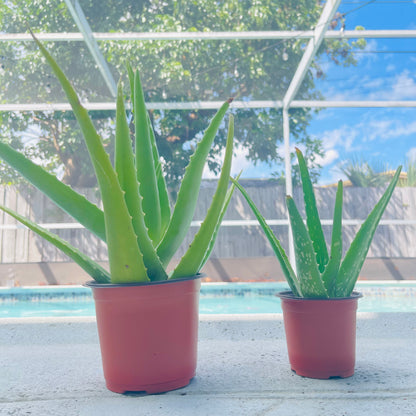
209 0 416 185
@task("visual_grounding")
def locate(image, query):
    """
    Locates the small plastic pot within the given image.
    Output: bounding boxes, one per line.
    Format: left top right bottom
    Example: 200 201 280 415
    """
278 291 362 379
86 275 201 394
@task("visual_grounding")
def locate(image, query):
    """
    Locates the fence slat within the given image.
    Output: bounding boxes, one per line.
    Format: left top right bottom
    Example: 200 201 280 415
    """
0 182 414 263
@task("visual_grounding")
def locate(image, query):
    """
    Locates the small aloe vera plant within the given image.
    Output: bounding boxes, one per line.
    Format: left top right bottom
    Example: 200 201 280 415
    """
232 148 401 298
0 33 235 284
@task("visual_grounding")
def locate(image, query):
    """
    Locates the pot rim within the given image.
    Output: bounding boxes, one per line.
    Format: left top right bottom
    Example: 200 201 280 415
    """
277 290 363 301
84 273 204 289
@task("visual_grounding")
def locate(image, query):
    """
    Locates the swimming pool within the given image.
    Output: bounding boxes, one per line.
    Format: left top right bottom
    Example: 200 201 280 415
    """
1 281 415 318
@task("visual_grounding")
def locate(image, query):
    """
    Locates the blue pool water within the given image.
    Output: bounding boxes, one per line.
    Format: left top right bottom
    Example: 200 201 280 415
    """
0 282 415 318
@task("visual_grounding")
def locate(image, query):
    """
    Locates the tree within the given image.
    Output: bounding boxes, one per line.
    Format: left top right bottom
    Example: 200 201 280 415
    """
0 0 365 189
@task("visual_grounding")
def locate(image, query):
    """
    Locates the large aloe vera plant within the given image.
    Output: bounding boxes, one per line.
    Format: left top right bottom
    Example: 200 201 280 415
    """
0 33 235 284
232 148 401 298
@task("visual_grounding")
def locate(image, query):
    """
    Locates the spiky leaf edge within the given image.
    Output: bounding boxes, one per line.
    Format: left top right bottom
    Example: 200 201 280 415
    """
296 148 329 273
148 116 171 239
133 70 162 244
286 196 328 298
115 81 167 281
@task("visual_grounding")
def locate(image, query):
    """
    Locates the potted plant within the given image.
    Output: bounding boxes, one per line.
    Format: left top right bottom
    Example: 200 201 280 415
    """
0 33 235 394
231 148 401 379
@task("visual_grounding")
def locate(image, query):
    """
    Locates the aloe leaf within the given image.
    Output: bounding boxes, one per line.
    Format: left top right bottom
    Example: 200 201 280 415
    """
126 62 135 110
231 178 301 296
321 180 343 297
133 70 162 244
171 115 234 278
32 32 148 283
157 99 232 267
335 167 402 297
115 81 167 281
296 148 329 272
148 115 171 240
0 205 110 283
286 196 328 298
198 171 242 270
0 142 106 241
129 64 170 240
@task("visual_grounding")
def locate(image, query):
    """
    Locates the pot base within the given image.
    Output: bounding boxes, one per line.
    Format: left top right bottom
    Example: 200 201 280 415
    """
292 367 354 379
107 376 194 394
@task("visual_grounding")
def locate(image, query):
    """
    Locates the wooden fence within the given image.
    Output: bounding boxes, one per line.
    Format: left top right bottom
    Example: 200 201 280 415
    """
1 179 415 263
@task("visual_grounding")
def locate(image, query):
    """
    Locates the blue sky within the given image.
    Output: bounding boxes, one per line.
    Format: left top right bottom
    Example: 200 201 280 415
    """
217 1 416 185
312 0 416 184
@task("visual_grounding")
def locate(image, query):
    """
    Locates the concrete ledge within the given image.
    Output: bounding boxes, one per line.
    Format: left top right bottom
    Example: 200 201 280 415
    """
1 313 415 415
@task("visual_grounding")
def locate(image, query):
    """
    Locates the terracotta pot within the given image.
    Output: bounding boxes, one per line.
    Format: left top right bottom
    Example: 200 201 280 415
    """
86 275 201 394
278 291 362 379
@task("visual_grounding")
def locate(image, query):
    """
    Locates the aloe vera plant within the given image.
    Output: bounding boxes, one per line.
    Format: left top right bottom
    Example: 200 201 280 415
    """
232 148 401 298
0 33 235 284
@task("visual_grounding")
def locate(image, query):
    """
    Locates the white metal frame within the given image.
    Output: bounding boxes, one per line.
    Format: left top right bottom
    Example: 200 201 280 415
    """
63 0 117 97
2 29 416 42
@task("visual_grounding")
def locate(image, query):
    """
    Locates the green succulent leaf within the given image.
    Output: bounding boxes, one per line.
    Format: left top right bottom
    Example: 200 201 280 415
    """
115 81 167 281
296 148 329 273
171 115 234 278
321 180 343 297
286 196 328 298
148 116 171 239
0 205 110 283
32 31 148 283
335 166 402 297
126 62 135 110
198 171 242 270
0 141 106 241
231 178 301 296
133 69 162 244
157 99 232 267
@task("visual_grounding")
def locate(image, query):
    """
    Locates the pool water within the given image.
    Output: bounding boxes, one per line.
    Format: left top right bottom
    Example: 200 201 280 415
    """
0 282 415 318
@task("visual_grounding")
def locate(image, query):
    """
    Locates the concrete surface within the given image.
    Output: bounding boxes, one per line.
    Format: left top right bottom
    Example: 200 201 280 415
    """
1 257 416 286
1 313 415 415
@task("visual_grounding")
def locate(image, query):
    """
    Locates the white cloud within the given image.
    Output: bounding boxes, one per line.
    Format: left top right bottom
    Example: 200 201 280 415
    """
353 39 379 65
319 125 361 153
367 70 416 100
362 119 394 141
202 144 253 179
316 115 416 158
365 119 416 142
315 149 339 167
406 148 416 161
391 71 416 100
319 165 348 186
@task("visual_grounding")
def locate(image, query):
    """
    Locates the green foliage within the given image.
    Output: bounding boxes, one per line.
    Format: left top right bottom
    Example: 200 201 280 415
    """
398 158 416 187
339 157 390 187
232 149 401 298
0 35 234 284
0 0 366 188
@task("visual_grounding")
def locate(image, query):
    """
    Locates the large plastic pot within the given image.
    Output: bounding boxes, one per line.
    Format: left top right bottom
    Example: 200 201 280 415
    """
86 275 201 394
278 291 362 379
